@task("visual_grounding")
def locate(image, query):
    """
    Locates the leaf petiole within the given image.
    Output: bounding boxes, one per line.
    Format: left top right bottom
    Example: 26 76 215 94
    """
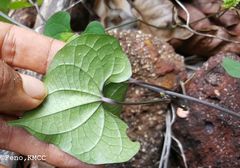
102 96 171 105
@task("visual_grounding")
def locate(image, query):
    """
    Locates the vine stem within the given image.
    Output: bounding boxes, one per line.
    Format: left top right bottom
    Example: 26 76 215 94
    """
102 96 171 105
128 78 240 118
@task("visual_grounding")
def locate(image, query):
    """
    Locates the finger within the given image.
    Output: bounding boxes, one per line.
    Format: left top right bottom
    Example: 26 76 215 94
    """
0 164 7 168
0 60 46 115
0 22 64 74
0 120 103 168
0 115 16 121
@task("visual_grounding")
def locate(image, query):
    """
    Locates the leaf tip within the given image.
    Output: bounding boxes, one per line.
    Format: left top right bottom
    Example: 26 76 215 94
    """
84 21 105 35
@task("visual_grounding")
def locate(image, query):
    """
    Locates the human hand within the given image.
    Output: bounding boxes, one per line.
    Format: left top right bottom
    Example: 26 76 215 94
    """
0 22 103 168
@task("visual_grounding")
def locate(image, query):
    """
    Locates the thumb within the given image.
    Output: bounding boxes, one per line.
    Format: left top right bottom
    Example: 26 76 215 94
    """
0 60 47 115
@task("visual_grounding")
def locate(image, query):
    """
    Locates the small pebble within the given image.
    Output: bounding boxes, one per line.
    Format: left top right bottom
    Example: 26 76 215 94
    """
176 107 189 118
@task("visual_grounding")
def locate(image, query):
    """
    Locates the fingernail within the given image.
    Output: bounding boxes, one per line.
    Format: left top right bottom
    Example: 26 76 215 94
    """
20 74 47 100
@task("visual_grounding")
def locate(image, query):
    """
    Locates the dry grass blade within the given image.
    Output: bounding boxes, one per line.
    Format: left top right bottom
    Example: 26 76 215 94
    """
159 104 176 168
171 135 188 168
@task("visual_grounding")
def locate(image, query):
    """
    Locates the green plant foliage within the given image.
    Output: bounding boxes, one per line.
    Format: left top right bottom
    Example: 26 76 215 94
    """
54 32 76 42
103 83 128 117
0 0 43 11
223 0 240 8
37 0 43 5
0 12 10 23
0 0 11 22
10 21 140 164
83 21 106 35
44 11 76 42
0 0 43 22
222 57 240 78
8 1 32 10
0 0 10 13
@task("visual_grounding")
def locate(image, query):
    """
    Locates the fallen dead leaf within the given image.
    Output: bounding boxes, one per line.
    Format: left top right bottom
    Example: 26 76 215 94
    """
170 2 240 57
94 0 134 28
132 0 193 41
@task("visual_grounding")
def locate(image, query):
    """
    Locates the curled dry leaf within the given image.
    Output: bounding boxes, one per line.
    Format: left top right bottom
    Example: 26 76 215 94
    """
93 0 239 56
94 0 134 28
170 1 240 57
94 0 193 41
132 0 193 41
192 0 239 27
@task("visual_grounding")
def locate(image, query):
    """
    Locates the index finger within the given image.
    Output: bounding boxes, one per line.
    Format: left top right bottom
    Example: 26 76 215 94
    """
0 22 65 74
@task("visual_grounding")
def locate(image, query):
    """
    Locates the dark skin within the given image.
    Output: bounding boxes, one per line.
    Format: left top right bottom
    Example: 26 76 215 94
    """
0 22 103 168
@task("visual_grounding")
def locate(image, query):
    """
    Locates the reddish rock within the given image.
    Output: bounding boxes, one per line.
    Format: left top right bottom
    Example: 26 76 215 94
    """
173 52 240 168
108 30 187 168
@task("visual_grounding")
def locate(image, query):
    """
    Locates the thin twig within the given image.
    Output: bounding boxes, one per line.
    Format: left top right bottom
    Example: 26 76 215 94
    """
63 0 83 11
180 24 240 44
159 104 176 168
180 80 189 109
175 0 190 25
80 1 96 16
171 135 188 168
189 9 227 25
184 55 204 62
216 8 229 19
185 65 198 71
189 12 218 25
28 0 46 23
129 78 240 118
106 18 175 31
0 11 30 29
184 73 196 85
106 19 138 31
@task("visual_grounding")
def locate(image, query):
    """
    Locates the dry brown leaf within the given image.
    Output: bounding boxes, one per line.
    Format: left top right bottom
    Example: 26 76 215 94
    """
94 0 134 28
132 0 193 41
94 0 240 57
170 2 240 57
177 3 212 31
192 0 240 27
192 0 221 14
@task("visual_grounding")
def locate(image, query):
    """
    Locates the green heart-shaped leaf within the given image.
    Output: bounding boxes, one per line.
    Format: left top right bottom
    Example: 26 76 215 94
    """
222 57 240 78
223 0 240 8
10 22 140 164
44 11 75 42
